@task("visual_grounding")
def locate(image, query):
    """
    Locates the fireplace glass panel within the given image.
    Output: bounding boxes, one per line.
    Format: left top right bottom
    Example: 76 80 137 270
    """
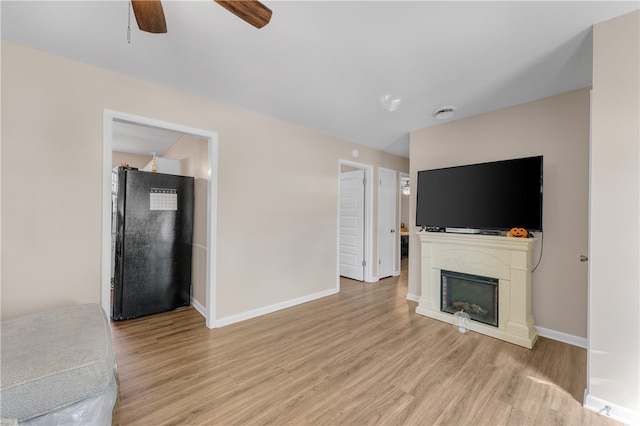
441 270 498 327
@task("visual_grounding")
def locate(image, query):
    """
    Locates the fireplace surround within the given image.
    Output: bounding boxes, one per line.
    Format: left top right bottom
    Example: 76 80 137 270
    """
416 231 538 348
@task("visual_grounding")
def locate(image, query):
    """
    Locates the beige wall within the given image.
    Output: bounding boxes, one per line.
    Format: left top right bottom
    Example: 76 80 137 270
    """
409 88 591 338
588 10 639 417
0 40 408 321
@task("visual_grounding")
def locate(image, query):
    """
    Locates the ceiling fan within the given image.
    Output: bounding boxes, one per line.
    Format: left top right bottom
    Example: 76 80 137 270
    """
131 0 272 33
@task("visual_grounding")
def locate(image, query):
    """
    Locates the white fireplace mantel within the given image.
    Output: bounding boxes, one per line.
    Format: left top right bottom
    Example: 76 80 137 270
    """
415 231 538 349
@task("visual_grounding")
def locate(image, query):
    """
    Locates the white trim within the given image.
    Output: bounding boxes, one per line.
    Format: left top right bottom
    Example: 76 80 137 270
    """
404 300 589 348
102 110 219 328
191 297 206 318
216 288 339 327
338 160 375 284
406 293 420 303
101 117 113 319
586 87 594 404
205 132 219 329
535 326 587 348
584 392 640 425
399 171 410 276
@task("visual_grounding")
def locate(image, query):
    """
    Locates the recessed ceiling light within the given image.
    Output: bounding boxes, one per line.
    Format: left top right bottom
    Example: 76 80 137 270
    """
433 106 457 120
381 94 401 112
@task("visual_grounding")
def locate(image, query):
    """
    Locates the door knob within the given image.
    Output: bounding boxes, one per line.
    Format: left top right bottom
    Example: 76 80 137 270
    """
580 255 588 262
390 229 395 233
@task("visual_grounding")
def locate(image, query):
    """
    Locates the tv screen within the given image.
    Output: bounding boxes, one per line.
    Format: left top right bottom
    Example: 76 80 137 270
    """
416 156 543 232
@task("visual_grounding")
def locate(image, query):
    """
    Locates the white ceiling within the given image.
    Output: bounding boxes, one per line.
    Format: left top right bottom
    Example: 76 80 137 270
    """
2 1 638 158
112 120 185 156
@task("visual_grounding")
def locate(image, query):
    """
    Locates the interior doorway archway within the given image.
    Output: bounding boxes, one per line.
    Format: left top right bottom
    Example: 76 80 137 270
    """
101 110 219 328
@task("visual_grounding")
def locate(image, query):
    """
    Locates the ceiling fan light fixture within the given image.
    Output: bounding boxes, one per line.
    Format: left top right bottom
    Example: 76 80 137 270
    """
402 179 410 195
433 106 457 120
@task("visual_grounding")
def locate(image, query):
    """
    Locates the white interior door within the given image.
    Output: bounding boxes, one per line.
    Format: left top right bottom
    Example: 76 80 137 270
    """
340 170 365 281
378 168 397 279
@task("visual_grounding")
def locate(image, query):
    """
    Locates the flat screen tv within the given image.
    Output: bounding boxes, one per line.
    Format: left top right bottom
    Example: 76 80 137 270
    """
416 155 543 233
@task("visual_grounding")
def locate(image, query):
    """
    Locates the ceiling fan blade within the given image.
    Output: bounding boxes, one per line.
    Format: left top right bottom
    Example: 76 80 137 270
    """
131 0 168 34
214 0 272 29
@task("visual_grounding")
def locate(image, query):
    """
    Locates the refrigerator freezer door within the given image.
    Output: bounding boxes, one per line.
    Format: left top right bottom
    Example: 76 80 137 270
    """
112 168 194 320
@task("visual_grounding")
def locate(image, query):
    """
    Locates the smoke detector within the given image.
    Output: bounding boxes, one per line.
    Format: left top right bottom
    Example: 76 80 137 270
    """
380 94 401 112
433 106 457 120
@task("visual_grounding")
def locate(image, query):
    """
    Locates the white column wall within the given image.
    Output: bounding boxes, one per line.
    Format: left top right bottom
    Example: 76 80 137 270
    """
586 10 640 424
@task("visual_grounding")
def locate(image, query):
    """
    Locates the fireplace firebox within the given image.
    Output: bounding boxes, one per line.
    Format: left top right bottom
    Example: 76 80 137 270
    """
441 270 498 327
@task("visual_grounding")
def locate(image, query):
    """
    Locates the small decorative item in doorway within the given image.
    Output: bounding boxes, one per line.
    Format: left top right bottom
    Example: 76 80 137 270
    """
151 152 158 173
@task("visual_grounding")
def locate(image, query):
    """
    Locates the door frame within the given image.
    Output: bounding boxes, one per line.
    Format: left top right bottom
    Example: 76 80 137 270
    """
337 159 375 286
399 171 410 274
102 109 219 328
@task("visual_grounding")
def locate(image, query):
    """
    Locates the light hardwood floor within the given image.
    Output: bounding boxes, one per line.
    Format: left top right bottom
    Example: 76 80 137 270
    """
111 261 618 425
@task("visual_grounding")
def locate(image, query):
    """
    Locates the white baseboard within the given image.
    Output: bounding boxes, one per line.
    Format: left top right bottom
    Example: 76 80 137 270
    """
404 308 586 348
584 391 640 425
406 293 420 303
216 288 339 327
535 326 587 348
191 298 206 319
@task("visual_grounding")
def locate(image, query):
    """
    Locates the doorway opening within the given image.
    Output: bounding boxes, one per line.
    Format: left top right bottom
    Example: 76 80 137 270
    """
338 160 374 287
399 172 410 273
101 110 219 328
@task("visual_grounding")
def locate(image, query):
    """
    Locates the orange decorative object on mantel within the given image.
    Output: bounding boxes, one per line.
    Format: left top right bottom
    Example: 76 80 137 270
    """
509 227 529 238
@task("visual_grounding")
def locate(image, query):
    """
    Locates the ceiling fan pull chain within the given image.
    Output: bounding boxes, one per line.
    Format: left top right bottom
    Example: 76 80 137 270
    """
127 1 132 44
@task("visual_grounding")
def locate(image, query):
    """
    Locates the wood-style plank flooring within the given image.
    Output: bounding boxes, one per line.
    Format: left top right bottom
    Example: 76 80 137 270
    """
110 261 617 425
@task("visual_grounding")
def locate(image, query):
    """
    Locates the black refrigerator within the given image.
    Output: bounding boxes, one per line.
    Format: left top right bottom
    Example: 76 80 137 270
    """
112 167 194 320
